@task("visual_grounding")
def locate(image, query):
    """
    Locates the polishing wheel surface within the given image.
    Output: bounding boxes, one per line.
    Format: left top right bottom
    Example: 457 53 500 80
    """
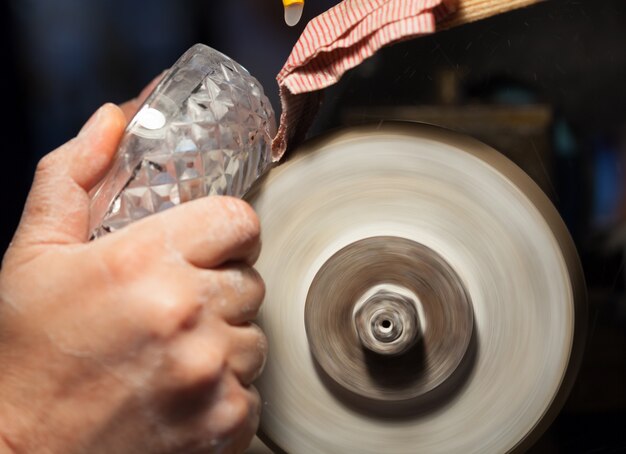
247 123 585 453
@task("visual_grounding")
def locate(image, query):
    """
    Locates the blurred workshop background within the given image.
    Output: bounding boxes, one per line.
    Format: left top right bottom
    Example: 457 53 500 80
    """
1 0 625 451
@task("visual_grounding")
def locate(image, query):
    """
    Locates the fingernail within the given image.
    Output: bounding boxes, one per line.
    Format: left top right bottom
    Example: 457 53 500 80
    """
78 104 106 137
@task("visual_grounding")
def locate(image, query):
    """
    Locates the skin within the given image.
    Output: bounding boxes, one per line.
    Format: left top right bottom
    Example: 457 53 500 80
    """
0 93 267 453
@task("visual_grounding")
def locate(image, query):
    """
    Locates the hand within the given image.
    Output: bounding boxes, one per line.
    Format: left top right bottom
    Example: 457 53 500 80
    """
0 99 267 453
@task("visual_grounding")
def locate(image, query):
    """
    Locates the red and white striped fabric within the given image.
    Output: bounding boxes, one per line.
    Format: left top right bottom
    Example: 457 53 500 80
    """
272 0 457 161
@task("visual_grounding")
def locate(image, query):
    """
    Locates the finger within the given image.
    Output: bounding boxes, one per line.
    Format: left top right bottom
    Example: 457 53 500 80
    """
13 104 126 247
97 196 261 268
119 71 167 121
198 375 261 453
225 323 268 386
201 265 265 325
217 384 261 454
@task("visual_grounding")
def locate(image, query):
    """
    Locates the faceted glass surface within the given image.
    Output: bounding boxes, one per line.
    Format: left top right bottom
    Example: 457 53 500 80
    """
89 44 276 238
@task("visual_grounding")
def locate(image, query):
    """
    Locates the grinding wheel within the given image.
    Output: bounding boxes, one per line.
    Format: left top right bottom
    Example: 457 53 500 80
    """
246 122 586 453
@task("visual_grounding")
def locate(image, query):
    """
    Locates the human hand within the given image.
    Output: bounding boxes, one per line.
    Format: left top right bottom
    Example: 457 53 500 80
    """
0 99 267 453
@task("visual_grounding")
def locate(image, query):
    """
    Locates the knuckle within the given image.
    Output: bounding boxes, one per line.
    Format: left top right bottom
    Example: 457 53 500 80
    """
248 386 262 418
172 345 225 388
100 246 127 281
228 390 253 430
195 358 225 386
150 298 200 338
248 343 268 384
101 242 145 282
257 328 269 358
35 151 61 177
201 384 258 445
35 139 78 175
215 197 261 242
236 267 266 317
239 323 268 378
216 266 265 320
253 326 269 368
247 322 267 348
248 267 265 303
101 241 203 338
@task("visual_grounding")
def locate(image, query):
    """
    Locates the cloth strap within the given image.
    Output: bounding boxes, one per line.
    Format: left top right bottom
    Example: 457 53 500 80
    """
272 0 457 160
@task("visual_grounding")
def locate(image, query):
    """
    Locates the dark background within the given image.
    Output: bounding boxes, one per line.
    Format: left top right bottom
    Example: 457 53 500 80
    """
1 0 625 451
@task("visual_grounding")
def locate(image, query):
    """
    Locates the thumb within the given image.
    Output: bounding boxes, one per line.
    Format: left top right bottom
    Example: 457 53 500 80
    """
12 103 126 248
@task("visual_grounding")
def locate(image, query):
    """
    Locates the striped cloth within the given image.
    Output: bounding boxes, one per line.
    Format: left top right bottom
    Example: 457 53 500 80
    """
272 0 457 160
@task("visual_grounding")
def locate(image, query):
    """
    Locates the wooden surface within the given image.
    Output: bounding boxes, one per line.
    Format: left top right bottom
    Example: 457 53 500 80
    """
441 0 543 29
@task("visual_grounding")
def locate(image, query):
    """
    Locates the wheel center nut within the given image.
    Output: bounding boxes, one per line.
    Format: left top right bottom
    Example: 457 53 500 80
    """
354 290 421 356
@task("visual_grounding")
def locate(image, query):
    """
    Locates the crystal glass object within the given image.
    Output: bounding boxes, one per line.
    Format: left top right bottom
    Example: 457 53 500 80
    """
89 44 276 238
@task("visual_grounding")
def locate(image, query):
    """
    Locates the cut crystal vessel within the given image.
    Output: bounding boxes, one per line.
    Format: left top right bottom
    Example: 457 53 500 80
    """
89 44 276 238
